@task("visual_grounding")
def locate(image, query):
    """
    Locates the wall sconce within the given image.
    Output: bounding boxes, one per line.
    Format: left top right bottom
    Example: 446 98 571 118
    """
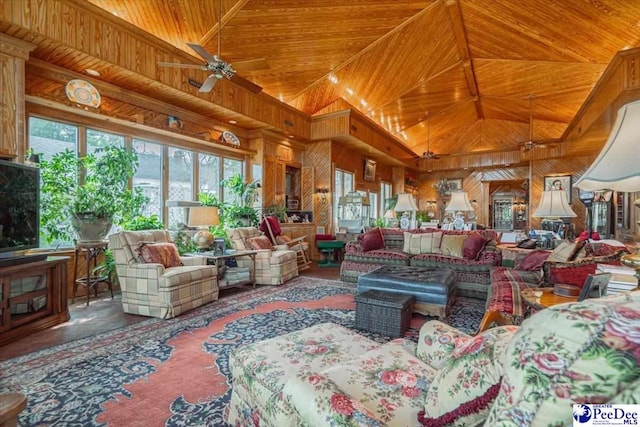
315 188 329 205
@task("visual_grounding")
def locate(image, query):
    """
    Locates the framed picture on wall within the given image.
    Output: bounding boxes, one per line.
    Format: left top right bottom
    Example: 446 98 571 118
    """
364 158 376 182
543 175 572 203
444 178 462 195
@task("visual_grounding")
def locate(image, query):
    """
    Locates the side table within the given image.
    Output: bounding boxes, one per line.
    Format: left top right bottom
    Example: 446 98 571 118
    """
521 287 577 312
316 240 345 268
186 250 258 290
73 240 113 306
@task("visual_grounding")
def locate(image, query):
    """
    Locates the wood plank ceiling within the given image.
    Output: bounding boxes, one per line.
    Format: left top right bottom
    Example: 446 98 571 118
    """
28 0 640 163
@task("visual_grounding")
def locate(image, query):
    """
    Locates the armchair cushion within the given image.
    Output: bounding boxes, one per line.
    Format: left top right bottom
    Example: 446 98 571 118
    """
418 326 517 427
137 241 183 268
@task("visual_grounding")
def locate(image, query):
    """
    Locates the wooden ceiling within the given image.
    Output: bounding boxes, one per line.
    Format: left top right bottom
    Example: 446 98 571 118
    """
5 0 640 165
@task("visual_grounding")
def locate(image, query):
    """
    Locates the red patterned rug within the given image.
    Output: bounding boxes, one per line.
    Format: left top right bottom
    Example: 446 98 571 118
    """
0 277 484 426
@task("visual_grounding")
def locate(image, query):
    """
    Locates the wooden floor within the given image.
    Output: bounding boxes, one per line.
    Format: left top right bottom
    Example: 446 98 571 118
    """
0 264 341 361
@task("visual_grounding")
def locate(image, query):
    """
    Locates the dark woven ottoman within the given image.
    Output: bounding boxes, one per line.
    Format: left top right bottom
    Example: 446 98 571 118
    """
357 266 457 319
354 290 415 337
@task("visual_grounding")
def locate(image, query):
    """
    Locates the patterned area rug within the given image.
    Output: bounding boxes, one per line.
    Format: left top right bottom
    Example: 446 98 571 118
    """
0 277 484 426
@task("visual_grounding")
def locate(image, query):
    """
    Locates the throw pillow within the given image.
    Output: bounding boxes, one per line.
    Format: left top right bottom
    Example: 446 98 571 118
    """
462 232 488 260
542 258 597 288
276 235 292 245
440 234 467 258
418 326 517 427
403 232 443 255
137 242 183 268
546 240 581 263
361 227 385 252
245 235 274 250
514 249 551 271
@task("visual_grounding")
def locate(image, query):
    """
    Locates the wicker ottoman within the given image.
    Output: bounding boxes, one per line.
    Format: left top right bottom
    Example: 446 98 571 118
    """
355 290 415 337
357 265 457 319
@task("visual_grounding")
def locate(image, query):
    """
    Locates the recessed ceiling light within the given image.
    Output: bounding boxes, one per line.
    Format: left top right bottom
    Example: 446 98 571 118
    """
228 120 237 124
85 69 101 76
288 134 295 139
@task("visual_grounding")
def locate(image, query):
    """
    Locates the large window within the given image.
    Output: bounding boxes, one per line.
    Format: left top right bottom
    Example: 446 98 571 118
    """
334 168 355 230
28 117 245 242
380 182 392 216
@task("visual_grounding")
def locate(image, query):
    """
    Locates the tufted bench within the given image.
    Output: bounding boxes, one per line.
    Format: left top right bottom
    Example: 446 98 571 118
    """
357 265 456 319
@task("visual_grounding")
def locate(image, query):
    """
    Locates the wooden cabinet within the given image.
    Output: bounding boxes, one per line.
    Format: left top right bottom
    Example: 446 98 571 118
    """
0 257 69 345
0 34 35 160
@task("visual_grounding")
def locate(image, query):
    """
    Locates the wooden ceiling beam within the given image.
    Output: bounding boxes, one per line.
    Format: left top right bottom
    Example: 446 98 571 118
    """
445 0 482 119
198 0 251 47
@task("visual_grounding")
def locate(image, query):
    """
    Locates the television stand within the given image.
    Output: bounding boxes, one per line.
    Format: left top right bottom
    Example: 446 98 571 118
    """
0 256 69 346
0 253 48 268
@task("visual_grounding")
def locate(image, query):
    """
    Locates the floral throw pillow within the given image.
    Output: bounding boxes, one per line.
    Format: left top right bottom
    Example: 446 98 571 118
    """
137 242 183 268
418 326 518 427
485 292 640 427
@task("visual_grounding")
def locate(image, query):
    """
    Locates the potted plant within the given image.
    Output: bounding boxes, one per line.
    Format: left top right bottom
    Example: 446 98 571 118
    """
221 174 260 227
39 146 147 243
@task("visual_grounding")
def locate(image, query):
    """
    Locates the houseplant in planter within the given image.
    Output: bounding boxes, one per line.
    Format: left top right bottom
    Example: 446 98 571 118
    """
40 146 147 244
221 174 260 228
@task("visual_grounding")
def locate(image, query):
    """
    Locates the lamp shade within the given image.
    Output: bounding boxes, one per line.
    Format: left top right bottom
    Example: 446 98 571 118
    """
188 206 220 227
532 190 577 218
393 193 417 212
575 100 640 192
383 209 397 219
445 191 474 212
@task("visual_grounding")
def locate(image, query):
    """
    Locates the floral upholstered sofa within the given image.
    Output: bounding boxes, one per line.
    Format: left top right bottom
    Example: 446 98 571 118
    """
226 291 640 427
340 227 502 298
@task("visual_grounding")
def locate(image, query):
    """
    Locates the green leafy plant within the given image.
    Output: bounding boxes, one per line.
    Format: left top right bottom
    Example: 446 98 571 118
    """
121 214 164 231
39 146 147 243
221 174 260 227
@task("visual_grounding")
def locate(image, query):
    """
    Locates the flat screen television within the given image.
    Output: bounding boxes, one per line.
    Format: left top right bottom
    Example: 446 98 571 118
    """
0 159 40 254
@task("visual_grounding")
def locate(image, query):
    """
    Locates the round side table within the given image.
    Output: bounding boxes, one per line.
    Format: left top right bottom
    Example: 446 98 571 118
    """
521 287 577 311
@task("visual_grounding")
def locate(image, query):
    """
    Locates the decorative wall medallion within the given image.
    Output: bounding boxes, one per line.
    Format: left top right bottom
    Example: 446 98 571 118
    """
66 79 101 108
222 130 240 146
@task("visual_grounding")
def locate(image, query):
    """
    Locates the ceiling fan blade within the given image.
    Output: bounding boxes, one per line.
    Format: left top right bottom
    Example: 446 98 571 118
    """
230 74 262 93
158 62 205 70
199 75 219 93
186 43 217 63
232 58 269 72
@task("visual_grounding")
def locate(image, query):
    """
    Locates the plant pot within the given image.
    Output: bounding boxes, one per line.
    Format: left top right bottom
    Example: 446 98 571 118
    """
71 214 113 242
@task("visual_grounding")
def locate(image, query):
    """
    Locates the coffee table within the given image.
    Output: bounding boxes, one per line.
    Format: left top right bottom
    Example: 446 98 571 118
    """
521 287 578 311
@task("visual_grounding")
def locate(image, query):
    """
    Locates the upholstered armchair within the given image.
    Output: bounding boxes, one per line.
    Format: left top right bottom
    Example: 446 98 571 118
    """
108 230 219 319
228 227 299 285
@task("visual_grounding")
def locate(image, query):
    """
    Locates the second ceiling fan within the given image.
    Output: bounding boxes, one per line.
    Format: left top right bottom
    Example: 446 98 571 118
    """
158 1 268 93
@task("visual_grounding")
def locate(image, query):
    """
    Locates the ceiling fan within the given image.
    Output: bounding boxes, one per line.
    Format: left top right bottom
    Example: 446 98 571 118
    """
157 2 268 93
421 112 440 160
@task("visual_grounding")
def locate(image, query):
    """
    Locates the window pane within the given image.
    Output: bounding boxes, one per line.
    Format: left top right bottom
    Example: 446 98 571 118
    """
370 192 378 219
133 139 163 221
344 172 354 193
28 117 77 159
222 158 243 202
168 147 194 228
28 118 78 248
198 153 220 200
87 129 124 154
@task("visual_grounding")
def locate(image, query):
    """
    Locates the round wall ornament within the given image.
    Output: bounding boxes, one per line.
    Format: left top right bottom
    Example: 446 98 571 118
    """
222 131 240 146
65 79 101 108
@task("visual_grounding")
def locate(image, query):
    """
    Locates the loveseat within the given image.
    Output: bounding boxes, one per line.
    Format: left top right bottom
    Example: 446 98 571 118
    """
340 228 502 298
226 291 640 427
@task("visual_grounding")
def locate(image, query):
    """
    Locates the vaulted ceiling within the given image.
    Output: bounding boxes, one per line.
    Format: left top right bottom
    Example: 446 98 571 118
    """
10 0 640 165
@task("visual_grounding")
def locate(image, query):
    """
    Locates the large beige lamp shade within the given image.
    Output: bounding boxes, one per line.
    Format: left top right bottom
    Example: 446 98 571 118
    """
574 100 640 192
188 206 220 251
445 191 474 213
575 100 640 288
393 193 417 229
532 190 576 218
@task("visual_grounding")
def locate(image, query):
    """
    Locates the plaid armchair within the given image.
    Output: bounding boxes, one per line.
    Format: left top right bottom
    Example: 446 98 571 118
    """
108 230 219 319
228 227 299 285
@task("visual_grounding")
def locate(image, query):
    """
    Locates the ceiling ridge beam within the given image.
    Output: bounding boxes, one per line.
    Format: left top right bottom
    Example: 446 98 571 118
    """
199 0 251 46
445 0 482 119
285 2 440 103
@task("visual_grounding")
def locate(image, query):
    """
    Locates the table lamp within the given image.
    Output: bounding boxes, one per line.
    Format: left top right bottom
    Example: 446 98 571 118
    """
575 100 640 289
445 191 474 230
188 206 219 251
393 193 417 230
532 190 577 239
383 209 397 227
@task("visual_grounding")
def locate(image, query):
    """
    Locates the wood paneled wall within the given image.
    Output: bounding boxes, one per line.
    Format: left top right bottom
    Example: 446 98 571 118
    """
306 140 332 233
